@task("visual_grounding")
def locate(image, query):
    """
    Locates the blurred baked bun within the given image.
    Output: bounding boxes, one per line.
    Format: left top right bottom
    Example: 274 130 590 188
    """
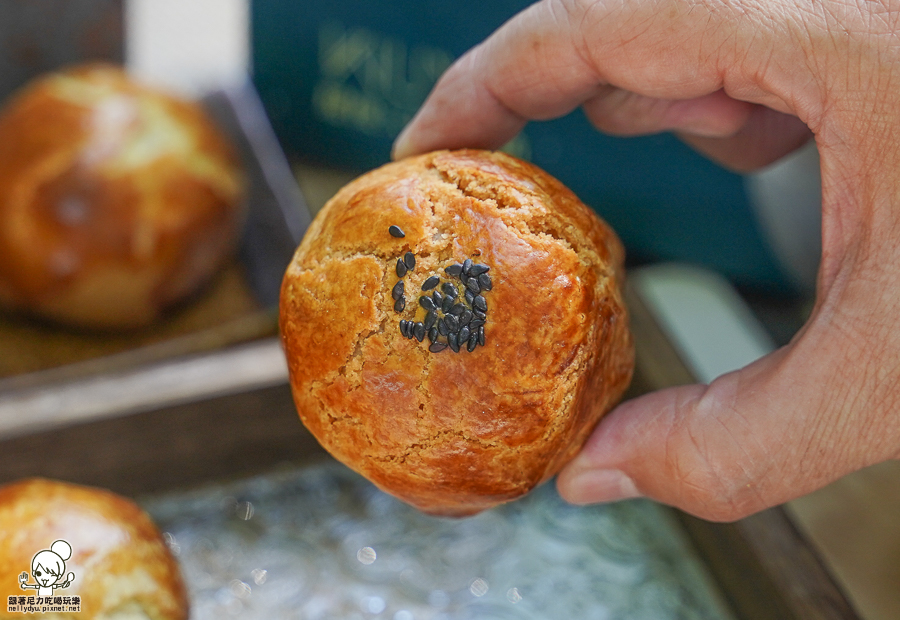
0 64 245 329
280 149 634 516
0 478 187 619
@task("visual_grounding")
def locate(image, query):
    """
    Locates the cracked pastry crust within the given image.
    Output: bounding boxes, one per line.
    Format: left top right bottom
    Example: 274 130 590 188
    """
0 478 188 620
0 64 245 329
280 150 633 516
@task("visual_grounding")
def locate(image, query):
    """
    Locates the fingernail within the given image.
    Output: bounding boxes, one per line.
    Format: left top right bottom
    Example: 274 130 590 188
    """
391 125 413 160
562 469 641 505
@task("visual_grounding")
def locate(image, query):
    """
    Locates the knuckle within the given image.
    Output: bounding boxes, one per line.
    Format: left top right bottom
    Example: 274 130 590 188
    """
662 382 771 521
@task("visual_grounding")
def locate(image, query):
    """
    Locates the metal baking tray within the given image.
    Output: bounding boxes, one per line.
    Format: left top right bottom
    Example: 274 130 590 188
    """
0 85 859 620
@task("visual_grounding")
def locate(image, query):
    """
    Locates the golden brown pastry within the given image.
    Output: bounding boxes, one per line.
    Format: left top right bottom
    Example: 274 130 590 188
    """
280 149 634 516
0 64 245 329
0 478 187 619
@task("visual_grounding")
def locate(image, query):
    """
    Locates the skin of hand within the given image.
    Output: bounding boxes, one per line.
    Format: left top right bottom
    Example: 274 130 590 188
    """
393 0 900 521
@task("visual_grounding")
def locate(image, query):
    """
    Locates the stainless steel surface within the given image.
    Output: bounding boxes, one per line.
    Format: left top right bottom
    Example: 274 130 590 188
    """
143 463 735 620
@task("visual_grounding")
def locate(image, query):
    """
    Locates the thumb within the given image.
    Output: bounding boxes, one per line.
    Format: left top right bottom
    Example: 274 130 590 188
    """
556 332 892 522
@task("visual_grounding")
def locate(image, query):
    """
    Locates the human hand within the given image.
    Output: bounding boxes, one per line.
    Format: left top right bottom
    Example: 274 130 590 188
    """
393 0 900 521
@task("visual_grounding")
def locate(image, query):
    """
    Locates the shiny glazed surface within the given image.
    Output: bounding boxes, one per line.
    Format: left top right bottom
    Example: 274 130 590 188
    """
280 150 633 515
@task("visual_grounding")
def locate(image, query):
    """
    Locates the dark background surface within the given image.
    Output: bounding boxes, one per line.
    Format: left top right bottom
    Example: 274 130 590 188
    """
251 0 793 294
0 0 122 100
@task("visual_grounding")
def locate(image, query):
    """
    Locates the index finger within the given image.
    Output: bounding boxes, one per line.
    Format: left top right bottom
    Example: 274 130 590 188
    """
392 0 757 159
392 1 609 159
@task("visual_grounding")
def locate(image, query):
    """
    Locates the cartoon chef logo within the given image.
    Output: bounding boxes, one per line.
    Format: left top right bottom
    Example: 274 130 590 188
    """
18 540 75 597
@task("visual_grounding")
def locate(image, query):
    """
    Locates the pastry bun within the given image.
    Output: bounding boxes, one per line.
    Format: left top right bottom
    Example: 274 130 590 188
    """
280 150 633 516
0 478 188 619
0 64 245 329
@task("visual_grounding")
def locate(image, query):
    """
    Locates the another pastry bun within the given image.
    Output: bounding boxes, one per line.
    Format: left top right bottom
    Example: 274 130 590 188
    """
280 150 634 516
0 64 245 329
0 478 188 619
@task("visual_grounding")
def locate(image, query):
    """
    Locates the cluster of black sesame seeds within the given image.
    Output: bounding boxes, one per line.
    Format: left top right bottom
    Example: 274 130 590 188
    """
387 226 491 354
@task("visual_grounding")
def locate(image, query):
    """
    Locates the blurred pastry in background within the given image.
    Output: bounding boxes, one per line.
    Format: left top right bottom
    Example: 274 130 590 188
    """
0 64 245 330
0 478 188 619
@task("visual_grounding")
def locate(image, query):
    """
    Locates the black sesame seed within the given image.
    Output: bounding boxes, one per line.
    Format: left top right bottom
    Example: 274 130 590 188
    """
394 296 406 313
419 296 435 312
459 310 473 327
458 326 470 343
396 259 407 278
478 325 485 346
444 314 459 333
448 332 460 352
478 273 493 291
429 342 448 353
465 277 481 294
438 318 450 336
462 258 473 275
424 311 437 330
432 290 443 307
473 309 487 320
388 225 405 238
391 280 405 300
470 263 490 276
441 282 457 298
428 326 439 342
450 303 466 316
404 252 416 270
422 275 440 291
464 289 475 305
445 263 463 277
399 320 408 336
467 333 478 352
441 295 454 312
473 295 487 312
414 322 426 342
469 319 485 331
